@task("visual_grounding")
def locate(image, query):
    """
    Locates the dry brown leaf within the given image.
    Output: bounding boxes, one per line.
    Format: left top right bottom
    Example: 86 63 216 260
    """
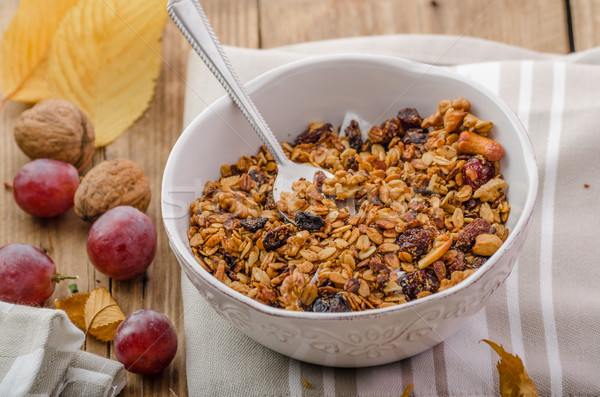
0 0 79 102
301 379 311 390
47 0 167 147
84 287 126 342
54 287 125 342
482 339 539 397
54 292 90 330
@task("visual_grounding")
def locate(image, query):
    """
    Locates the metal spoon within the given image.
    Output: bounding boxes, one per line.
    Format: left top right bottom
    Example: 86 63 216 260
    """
167 0 354 222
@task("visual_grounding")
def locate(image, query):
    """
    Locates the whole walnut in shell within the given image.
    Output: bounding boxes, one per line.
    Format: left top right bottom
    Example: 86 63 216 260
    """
14 99 95 171
74 158 151 222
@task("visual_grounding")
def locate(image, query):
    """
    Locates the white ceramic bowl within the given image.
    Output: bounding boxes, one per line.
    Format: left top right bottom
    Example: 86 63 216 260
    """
162 54 538 367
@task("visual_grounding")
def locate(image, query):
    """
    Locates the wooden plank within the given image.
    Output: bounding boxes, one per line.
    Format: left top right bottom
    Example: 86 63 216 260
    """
103 19 190 396
0 3 92 299
0 0 112 379
82 150 114 361
202 0 260 47
259 0 570 53
0 0 113 385
570 0 600 50
101 2 259 396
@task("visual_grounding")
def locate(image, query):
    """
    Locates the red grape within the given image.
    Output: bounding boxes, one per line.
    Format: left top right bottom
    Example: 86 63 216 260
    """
462 156 496 190
13 159 79 218
0 243 58 305
87 206 157 280
113 309 178 375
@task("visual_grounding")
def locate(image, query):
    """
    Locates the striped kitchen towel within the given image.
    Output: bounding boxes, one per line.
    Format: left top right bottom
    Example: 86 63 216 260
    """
181 35 600 396
0 301 126 397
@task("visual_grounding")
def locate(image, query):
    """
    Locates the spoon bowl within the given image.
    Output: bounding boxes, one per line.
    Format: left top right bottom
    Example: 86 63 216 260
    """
271 161 331 206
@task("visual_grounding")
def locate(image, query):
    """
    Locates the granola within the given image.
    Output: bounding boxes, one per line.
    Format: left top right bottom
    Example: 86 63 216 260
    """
187 98 510 312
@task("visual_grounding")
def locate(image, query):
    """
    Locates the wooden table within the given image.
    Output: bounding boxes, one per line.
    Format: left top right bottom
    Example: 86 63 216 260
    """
0 1 598 396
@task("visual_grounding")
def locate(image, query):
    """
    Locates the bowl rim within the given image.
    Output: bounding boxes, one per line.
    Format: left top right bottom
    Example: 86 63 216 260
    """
162 53 539 321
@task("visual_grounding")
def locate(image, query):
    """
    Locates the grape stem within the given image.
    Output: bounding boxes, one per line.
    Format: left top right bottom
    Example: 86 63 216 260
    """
52 274 79 283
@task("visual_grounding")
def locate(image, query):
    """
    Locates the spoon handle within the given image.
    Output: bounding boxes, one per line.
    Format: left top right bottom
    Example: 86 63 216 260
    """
167 0 290 166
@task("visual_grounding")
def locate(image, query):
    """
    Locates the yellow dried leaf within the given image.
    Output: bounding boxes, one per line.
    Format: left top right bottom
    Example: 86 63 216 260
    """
54 292 90 330
482 339 539 397
84 287 126 342
0 0 79 102
89 321 126 342
401 383 414 397
47 0 167 147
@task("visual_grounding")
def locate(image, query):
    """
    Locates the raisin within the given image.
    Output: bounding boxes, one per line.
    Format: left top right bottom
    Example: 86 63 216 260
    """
219 249 235 266
396 227 433 258
262 224 295 251
455 218 492 251
343 155 359 171
376 268 391 289
248 169 266 185
345 120 363 151
466 255 487 270
309 293 351 313
443 249 466 273
397 108 423 128
318 278 333 288
240 217 268 232
220 249 242 272
413 176 434 195
368 119 403 146
447 252 485 274
464 198 478 211
265 191 276 210
313 170 326 191
356 191 383 207
399 269 440 300
368 257 386 272
462 156 496 190
295 123 333 144
221 164 241 176
295 211 325 230
402 128 428 144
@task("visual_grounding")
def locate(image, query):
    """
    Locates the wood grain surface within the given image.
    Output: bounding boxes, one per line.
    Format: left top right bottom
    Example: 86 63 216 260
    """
571 0 600 50
259 0 571 52
0 1 595 396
